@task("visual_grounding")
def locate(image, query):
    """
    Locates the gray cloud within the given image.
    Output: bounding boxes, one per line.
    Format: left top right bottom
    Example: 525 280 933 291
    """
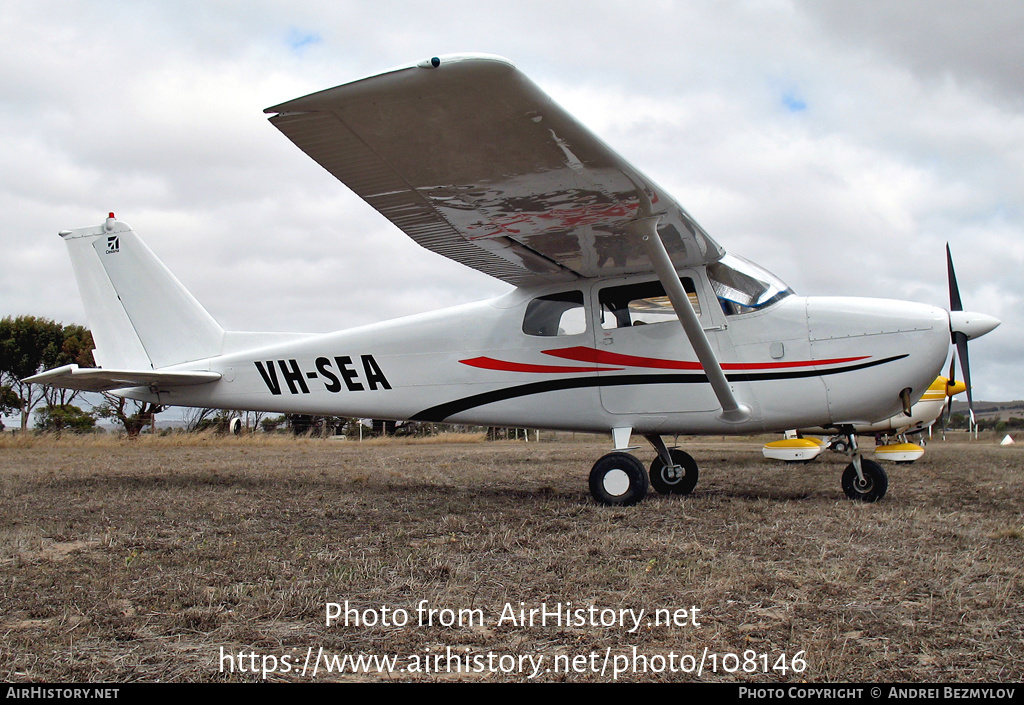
1 0 1019 401
797 0 1024 104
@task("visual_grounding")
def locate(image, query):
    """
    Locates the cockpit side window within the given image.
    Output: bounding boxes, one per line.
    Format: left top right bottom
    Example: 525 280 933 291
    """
523 291 587 336
598 279 700 330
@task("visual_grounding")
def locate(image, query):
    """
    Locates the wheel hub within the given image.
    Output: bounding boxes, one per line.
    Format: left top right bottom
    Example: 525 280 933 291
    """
602 468 631 496
661 464 683 484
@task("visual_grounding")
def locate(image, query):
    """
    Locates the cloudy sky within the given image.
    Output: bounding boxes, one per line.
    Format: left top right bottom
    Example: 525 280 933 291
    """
2 0 1021 402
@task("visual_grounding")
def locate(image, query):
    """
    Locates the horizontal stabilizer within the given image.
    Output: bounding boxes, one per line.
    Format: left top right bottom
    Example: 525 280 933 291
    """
25 364 221 393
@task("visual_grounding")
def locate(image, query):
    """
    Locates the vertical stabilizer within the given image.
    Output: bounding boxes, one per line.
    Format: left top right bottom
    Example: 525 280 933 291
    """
60 214 224 369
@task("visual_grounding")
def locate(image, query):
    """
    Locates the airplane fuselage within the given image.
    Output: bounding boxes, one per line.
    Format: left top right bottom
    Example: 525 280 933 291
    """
129 268 951 435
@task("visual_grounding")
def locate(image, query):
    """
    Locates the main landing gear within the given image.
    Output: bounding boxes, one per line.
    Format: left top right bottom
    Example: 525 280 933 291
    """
835 427 888 502
589 453 649 506
588 427 889 505
588 432 699 506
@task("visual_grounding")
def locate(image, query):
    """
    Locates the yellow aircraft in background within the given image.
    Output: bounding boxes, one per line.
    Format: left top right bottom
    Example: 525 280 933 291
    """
763 376 967 463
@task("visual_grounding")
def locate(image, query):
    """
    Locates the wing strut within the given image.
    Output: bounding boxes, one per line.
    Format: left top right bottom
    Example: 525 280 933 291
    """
628 213 751 423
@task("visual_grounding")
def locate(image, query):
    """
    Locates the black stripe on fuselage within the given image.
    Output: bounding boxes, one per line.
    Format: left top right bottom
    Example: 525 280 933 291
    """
410 354 909 422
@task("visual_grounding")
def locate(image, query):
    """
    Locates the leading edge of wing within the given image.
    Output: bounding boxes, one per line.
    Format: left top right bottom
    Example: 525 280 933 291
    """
265 53 724 287
24 364 221 393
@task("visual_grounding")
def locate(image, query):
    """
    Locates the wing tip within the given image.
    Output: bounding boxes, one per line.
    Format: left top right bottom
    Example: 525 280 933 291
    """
264 53 516 115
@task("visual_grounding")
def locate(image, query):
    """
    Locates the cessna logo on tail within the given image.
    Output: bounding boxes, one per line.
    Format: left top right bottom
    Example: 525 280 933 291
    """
106 236 120 254
254 355 391 396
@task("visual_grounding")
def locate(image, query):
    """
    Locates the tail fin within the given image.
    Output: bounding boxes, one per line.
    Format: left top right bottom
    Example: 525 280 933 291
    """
60 214 224 370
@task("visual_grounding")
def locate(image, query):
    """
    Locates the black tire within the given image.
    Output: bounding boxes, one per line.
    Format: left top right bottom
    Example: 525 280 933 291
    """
649 449 699 495
841 459 888 502
830 439 849 454
589 452 649 506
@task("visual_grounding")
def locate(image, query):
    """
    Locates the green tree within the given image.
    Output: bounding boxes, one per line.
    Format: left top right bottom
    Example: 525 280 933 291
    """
41 323 96 409
0 316 95 431
260 414 286 433
95 396 164 438
0 316 64 431
0 384 18 417
35 404 97 435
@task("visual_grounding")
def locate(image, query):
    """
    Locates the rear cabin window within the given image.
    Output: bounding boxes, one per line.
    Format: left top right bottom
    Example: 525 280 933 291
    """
599 279 700 330
523 291 587 336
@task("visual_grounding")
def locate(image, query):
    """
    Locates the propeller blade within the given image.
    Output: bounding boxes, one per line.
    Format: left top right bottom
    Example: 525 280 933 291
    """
943 355 955 433
955 330 973 416
947 243 963 313
945 353 957 431
944 244 994 428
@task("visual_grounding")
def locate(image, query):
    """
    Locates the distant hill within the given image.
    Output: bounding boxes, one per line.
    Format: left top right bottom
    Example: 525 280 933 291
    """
950 400 1024 421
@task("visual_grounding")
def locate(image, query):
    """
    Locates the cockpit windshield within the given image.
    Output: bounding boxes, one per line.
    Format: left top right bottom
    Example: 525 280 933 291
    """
707 254 792 315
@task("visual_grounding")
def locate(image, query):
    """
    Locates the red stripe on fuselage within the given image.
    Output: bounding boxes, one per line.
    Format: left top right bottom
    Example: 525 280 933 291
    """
459 356 623 373
460 348 872 375
541 346 870 371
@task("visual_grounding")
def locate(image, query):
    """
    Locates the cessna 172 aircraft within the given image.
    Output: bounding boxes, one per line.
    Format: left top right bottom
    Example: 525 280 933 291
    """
28 54 1000 506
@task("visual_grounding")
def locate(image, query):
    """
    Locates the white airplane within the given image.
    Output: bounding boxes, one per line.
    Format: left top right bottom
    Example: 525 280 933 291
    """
28 54 1000 505
762 376 967 463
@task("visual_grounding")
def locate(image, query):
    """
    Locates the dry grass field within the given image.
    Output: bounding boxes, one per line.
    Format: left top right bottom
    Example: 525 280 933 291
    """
0 434 1021 682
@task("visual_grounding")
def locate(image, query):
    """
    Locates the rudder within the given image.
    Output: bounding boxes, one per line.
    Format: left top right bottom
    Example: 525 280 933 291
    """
60 214 224 370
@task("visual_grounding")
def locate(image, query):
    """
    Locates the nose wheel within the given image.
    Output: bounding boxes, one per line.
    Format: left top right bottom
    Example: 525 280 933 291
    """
842 458 888 502
834 428 888 502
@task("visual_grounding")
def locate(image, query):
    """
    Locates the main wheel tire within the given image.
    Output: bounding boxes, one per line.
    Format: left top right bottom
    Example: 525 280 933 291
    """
830 439 849 454
589 452 649 506
841 459 888 502
649 449 699 495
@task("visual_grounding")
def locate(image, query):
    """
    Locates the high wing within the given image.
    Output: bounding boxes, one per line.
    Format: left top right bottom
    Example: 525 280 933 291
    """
265 54 724 287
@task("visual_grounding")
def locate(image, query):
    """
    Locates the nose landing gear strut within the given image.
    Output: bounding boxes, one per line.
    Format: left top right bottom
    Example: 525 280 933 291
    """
835 427 888 502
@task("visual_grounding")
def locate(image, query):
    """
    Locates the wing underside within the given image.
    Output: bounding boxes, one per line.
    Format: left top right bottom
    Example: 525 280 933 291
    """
266 54 723 287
